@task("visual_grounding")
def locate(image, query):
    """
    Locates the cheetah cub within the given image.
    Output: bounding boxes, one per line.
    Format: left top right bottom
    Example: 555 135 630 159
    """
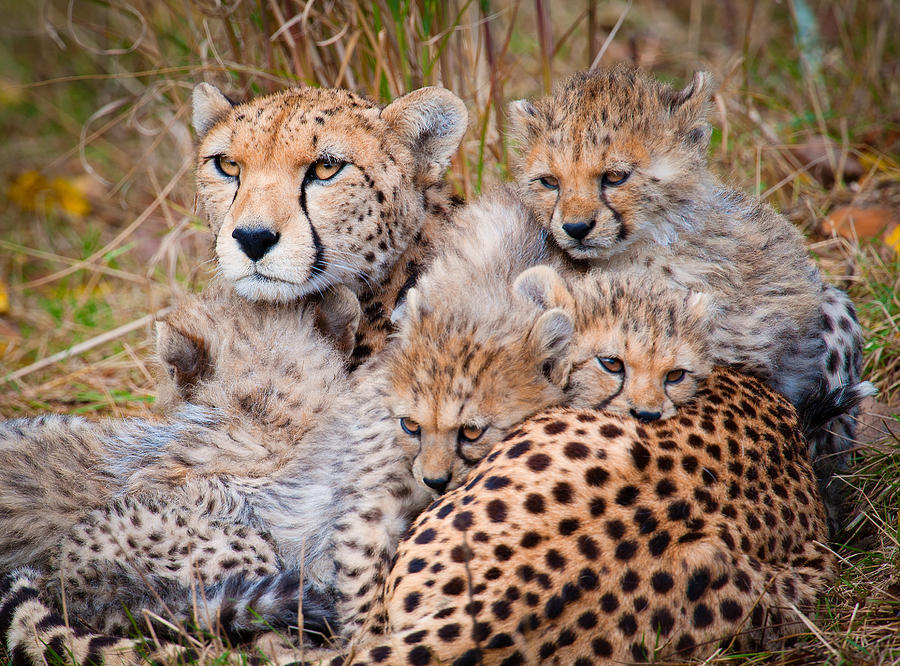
516 265 714 422
510 66 870 530
386 187 575 494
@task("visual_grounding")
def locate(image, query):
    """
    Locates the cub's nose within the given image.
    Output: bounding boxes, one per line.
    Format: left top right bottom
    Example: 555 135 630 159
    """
630 409 662 423
561 220 595 240
422 475 450 494
232 227 280 261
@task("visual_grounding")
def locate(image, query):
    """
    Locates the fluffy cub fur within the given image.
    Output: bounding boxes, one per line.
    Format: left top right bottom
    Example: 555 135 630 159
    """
193 83 467 366
516 266 715 421
510 66 870 530
386 187 575 494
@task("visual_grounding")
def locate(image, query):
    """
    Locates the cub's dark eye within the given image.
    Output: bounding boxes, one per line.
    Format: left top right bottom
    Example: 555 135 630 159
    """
459 425 486 442
538 175 559 190
602 170 630 187
400 418 421 436
214 155 240 178
665 369 686 384
312 159 345 181
597 357 624 374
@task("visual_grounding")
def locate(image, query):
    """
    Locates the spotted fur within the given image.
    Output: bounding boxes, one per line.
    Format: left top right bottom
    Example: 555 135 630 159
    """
510 66 870 531
192 83 467 368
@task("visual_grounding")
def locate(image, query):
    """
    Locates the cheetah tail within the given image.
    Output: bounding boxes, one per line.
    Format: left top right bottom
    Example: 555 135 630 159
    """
1 568 190 666
797 379 877 441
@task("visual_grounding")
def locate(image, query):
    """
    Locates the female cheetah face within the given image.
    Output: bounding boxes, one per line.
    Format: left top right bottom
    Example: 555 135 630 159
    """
515 266 714 422
387 288 572 496
509 66 714 264
192 84 466 302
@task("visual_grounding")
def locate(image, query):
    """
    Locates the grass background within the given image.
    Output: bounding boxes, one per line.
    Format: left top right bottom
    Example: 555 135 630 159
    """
0 0 898 662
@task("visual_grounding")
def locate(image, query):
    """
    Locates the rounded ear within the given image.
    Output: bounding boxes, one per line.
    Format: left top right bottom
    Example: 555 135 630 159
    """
155 319 211 399
192 83 234 137
508 98 546 147
380 87 468 181
514 265 575 313
667 71 715 148
529 308 574 386
393 287 428 328
315 286 362 357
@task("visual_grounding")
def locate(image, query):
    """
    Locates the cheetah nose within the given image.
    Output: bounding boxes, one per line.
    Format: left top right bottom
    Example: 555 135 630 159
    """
561 220 595 241
630 409 662 423
232 227 280 261
422 475 451 494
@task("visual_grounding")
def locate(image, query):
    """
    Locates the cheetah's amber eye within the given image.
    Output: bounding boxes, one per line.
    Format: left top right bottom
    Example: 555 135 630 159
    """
665 369 686 384
312 159 345 181
538 175 559 190
602 170 630 187
400 417 421 436
597 357 624 374
214 156 240 178
458 425 486 442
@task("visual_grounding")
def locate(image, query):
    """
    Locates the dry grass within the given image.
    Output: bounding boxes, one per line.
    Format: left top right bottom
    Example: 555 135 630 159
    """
0 0 898 662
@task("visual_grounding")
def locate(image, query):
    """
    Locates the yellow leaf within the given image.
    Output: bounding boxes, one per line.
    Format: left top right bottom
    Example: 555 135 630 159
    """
50 177 91 218
884 224 900 256
6 170 48 212
0 281 8 314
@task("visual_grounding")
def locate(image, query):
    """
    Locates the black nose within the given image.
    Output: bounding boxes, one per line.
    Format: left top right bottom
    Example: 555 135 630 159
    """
232 227 280 261
422 475 450 494
561 220 595 240
630 409 662 423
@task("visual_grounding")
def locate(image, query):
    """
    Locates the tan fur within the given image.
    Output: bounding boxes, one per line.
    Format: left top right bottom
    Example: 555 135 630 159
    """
386 187 575 494
0 285 357 573
293 368 837 665
516 266 715 421
509 66 868 531
192 83 467 367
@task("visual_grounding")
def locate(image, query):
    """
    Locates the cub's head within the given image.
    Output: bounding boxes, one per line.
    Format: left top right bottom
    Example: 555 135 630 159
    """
515 266 714 421
192 83 467 301
155 283 360 423
386 283 573 496
509 66 715 262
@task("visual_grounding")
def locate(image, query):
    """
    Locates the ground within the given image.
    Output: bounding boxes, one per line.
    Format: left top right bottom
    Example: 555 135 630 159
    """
0 1 898 662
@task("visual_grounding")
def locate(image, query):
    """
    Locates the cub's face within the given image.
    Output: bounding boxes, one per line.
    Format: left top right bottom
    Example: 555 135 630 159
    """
386 289 572 496
515 266 714 423
564 319 712 422
509 67 714 263
192 84 466 302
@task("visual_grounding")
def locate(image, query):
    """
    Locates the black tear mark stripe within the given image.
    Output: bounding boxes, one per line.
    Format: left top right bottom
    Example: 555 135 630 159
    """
600 189 627 241
299 164 328 279
593 376 625 411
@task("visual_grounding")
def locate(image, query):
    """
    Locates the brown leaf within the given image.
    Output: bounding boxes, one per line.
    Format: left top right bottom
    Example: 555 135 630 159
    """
821 206 898 241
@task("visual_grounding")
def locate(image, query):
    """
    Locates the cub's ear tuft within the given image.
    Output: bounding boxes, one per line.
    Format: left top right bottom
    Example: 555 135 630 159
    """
192 83 234 137
514 265 575 312
315 286 362 357
530 308 574 386
508 99 546 146
381 87 468 182
667 71 715 148
155 319 211 400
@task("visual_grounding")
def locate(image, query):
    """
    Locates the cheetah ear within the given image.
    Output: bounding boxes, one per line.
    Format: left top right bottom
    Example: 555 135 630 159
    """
508 99 547 147
192 83 234 137
514 265 575 313
667 71 715 148
685 290 716 322
529 308 574 386
394 287 429 327
314 286 362 357
381 87 468 182
155 318 211 401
